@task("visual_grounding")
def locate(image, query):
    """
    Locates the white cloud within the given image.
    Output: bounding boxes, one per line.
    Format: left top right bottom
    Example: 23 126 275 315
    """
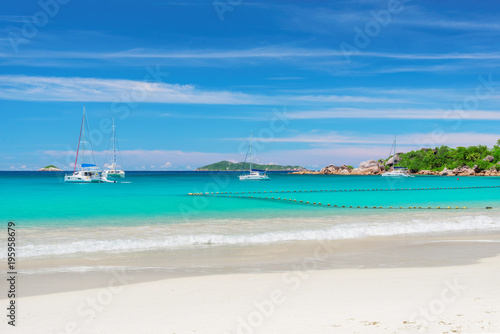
4 47 500 64
0 75 410 105
288 108 500 120
0 75 268 105
225 131 500 148
39 131 500 171
0 15 29 23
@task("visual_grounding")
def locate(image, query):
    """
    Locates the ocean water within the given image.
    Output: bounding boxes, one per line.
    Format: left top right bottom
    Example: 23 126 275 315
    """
1 171 500 259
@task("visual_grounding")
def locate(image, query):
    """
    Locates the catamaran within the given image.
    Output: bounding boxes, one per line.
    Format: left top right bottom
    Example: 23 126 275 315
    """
102 118 125 179
382 137 413 177
239 133 270 181
65 107 107 183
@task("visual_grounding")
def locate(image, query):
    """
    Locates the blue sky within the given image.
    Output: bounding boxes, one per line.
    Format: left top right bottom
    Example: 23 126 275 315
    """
1 0 500 170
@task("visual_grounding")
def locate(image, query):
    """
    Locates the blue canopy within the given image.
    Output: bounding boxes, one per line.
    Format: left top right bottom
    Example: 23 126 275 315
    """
81 163 96 167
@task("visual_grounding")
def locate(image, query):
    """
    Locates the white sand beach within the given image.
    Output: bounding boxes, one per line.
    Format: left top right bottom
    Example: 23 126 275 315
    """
2 234 500 334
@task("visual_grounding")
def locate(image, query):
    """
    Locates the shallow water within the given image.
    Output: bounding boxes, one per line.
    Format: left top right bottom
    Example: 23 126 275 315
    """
1 171 499 259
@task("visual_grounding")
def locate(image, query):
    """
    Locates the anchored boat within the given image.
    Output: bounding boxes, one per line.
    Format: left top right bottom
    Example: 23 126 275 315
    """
239 133 270 181
102 117 125 180
382 137 413 177
64 108 108 183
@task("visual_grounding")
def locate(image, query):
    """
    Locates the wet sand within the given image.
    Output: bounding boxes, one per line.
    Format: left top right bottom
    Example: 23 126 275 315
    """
2 231 500 333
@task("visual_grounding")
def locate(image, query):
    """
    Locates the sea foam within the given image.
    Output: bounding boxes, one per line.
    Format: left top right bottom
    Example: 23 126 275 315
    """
11 213 500 258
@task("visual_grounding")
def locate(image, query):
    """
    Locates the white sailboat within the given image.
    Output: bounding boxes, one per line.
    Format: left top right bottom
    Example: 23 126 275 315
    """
239 133 270 181
382 137 413 177
65 108 105 183
102 118 125 179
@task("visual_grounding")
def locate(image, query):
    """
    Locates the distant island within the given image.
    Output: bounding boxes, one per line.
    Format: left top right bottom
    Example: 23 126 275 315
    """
295 143 500 176
37 165 63 171
196 160 309 172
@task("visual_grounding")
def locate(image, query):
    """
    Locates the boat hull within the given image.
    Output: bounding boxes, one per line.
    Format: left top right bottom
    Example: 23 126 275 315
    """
103 171 125 179
382 172 413 177
239 175 270 180
64 176 103 183
64 167 104 183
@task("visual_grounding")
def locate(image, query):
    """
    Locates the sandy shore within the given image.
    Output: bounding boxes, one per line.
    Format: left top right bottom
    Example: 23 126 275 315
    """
2 233 500 333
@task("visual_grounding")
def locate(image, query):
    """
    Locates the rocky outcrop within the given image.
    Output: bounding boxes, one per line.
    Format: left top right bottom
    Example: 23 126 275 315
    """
483 155 494 162
452 165 475 176
312 157 500 177
291 170 320 174
320 164 353 175
440 167 451 175
353 160 384 175
318 160 383 175
319 164 340 174
385 154 401 166
359 159 381 169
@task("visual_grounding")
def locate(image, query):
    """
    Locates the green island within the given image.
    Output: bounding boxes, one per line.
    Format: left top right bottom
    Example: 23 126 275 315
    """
37 165 63 171
302 141 500 176
395 143 500 173
196 160 308 172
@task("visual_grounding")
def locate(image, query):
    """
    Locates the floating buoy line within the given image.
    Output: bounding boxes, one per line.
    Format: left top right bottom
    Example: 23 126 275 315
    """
187 185 499 210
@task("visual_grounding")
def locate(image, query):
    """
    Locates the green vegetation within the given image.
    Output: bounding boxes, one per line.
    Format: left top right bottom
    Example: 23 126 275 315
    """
394 144 500 173
196 160 308 171
38 165 62 171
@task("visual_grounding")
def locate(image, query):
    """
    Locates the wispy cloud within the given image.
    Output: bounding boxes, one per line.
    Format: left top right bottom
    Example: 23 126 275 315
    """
226 131 500 148
39 131 500 170
3 47 500 62
398 17 500 31
0 75 409 105
0 15 29 23
288 108 500 120
0 75 268 105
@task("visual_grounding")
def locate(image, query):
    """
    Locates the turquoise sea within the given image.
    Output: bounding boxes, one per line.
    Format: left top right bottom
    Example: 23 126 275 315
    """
1 171 500 259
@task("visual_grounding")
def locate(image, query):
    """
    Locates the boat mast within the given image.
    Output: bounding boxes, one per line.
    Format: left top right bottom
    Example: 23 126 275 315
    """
394 136 397 169
249 132 253 172
73 108 85 173
81 107 86 167
112 117 116 172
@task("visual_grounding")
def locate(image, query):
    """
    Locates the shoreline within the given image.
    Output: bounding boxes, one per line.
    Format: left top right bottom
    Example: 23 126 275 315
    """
291 171 500 176
3 170 500 176
3 231 500 333
9 230 500 298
